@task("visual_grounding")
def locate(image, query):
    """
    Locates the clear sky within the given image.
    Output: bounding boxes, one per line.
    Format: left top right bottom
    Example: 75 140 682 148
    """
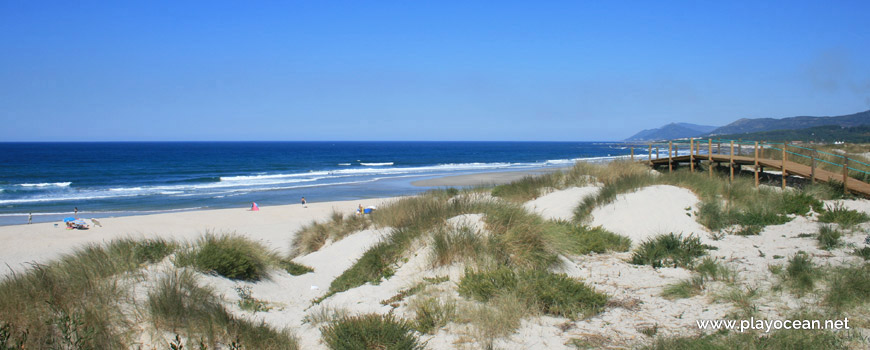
2 1 869 141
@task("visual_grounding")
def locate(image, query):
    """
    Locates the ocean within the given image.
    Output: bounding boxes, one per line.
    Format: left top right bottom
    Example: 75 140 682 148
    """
0 142 633 225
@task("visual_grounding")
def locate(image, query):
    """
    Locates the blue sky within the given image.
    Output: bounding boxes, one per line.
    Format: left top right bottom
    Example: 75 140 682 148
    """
2 1 869 141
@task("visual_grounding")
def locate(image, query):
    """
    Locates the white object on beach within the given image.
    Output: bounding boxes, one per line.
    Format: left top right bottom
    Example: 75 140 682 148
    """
310 285 319 290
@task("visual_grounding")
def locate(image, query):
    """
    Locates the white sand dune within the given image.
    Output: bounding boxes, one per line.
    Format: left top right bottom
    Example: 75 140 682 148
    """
589 185 709 245
523 186 600 221
3 179 869 349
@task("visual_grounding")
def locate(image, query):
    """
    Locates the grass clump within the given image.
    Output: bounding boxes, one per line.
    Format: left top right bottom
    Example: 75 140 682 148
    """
320 314 424 350
176 233 277 281
131 238 176 264
824 263 870 312
818 202 870 228
662 276 706 299
409 295 456 334
0 238 177 348
235 285 271 313
491 174 560 202
458 267 607 319
630 233 713 268
853 246 870 260
781 252 820 296
546 221 631 255
148 270 298 349
817 225 843 250
291 211 371 256
279 260 314 276
430 224 486 267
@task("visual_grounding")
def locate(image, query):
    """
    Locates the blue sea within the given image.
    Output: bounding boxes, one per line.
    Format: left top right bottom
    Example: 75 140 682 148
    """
0 142 632 225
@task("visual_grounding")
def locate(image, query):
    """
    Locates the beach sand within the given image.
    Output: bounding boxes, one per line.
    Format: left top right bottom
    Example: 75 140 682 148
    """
2 171 868 349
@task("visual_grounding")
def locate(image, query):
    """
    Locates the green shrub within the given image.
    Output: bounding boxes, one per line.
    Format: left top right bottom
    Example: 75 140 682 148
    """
824 264 870 312
179 234 276 281
694 257 735 282
491 174 558 202
430 224 486 267
818 202 870 227
817 225 843 250
630 233 714 268
853 247 870 260
320 314 424 350
131 238 176 264
280 260 314 276
642 329 846 350
553 223 631 255
291 212 371 256
410 296 456 334
734 225 762 236
783 252 819 296
458 268 607 319
662 276 705 299
778 191 823 215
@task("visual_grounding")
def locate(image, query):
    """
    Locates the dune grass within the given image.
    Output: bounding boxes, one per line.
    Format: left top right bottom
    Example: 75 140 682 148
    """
781 252 820 296
662 257 735 299
458 267 608 319
409 294 457 334
818 202 870 228
823 263 870 312
630 233 714 268
320 314 424 350
0 238 179 349
817 225 844 250
291 211 371 256
175 233 278 281
148 270 298 349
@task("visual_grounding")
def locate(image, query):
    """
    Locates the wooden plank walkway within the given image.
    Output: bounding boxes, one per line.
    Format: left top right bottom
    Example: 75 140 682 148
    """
645 154 870 197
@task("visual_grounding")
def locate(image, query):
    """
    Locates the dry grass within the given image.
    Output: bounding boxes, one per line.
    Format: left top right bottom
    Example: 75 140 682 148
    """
291 211 371 256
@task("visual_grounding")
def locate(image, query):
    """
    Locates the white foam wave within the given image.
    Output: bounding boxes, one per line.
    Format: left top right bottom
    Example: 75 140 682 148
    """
19 182 71 188
360 162 393 166
338 163 351 166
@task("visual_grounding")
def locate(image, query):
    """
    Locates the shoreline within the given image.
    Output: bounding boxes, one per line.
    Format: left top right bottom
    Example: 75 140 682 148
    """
410 167 564 187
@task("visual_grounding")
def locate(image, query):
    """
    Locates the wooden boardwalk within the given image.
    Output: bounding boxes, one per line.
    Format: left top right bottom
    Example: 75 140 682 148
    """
635 141 870 197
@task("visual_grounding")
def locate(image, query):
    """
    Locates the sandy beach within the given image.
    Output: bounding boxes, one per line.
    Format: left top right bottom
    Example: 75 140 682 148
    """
2 164 869 349
411 168 564 187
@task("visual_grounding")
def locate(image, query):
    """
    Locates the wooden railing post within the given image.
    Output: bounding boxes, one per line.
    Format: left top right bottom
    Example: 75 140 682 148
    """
708 139 713 178
754 141 759 188
656 147 659 159
811 149 816 184
782 142 787 190
690 139 695 172
631 147 634 161
844 157 849 194
648 144 652 165
668 141 673 173
729 141 734 181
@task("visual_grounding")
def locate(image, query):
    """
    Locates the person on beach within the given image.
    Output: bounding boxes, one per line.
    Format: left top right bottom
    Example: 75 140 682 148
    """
28 213 32 224
301 197 307 208
358 204 364 215
74 207 78 218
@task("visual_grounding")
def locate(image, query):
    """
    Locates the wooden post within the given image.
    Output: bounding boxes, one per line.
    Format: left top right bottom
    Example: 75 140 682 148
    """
844 157 849 194
668 141 673 173
729 141 734 181
708 139 713 178
717 142 721 154
631 147 634 161
656 147 659 159
754 141 759 188
648 144 652 164
690 139 695 172
782 143 787 190
810 149 816 184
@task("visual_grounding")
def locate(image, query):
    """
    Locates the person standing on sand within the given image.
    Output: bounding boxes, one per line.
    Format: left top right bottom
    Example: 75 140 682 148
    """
301 197 307 208
74 207 78 218
28 213 32 224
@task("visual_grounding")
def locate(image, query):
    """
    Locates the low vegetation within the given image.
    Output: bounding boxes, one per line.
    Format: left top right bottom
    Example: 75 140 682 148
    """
175 233 278 281
662 257 735 299
291 211 371 256
818 202 870 228
630 233 714 268
320 314 424 350
781 252 820 296
280 260 314 275
824 263 870 312
458 268 608 319
817 225 843 250
642 328 847 350
148 270 297 349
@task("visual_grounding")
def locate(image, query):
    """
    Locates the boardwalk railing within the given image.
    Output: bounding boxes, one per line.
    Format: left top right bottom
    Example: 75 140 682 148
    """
626 139 870 196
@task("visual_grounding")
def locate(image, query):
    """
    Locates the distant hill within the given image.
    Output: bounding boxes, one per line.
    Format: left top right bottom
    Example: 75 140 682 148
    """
709 109 870 135
624 123 718 141
714 125 870 143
